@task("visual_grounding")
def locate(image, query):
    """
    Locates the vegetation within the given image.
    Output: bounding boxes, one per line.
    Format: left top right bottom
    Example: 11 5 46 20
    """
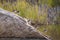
0 0 39 21
0 0 60 40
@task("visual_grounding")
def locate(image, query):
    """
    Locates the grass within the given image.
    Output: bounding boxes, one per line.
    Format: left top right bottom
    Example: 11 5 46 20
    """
38 24 60 40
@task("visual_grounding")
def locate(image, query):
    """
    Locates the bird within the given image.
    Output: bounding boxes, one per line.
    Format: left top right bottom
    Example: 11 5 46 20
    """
23 18 32 25
13 10 20 15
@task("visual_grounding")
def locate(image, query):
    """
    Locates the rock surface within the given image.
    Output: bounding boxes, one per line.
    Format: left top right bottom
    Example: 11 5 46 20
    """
0 8 46 39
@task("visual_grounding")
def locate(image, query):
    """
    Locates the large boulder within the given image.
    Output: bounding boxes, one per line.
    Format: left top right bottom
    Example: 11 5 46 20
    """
0 8 46 39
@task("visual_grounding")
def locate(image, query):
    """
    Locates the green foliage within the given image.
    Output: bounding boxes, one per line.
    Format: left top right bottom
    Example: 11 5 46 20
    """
53 0 60 6
38 24 60 40
38 0 60 7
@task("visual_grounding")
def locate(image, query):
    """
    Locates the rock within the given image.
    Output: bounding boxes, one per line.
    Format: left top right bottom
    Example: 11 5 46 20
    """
0 8 45 38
